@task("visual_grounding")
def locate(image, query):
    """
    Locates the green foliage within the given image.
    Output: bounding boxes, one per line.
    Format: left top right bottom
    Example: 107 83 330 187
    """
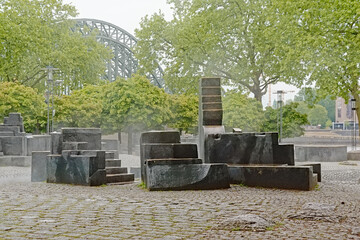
168 94 198 134
0 0 111 91
223 90 264 132
275 0 360 126
134 0 304 102
101 74 171 133
54 85 103 129
262 102 309 138
0 82 46 132
296 102 329 128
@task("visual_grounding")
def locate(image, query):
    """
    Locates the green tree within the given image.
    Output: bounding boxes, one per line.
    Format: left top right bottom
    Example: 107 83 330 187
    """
54 85 103 129
223 90 264 132
0 82 46 132
101 74 171 134
168 94 198 134
275 0 360 129
134 0 304 101
262 102 309 138
296 102 329 128
0 0 111 91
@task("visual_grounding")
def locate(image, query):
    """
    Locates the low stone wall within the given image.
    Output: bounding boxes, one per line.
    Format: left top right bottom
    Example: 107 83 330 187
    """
295 145 347 162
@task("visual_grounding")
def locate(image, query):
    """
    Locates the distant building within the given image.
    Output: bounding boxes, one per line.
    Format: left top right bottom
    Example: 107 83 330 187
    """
334 97 358 130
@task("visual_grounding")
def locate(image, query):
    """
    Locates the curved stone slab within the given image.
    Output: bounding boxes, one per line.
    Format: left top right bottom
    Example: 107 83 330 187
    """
146 163 230 191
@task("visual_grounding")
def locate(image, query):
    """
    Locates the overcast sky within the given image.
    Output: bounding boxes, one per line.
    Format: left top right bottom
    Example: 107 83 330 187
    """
62 0 173 36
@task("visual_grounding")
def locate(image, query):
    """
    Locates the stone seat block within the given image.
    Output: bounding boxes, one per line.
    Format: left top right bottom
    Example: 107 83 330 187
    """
201 86 221 95
202 96 221 104
140 131 180 144
201 77 220 87
106 173 134 183
146 158 202 166
347 150 360 161
295 145 347 162
146 163 230 191
31 151 51 182
228 165 318 191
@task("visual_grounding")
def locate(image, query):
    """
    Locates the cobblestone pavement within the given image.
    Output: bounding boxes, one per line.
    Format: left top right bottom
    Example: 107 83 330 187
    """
0 161 360 239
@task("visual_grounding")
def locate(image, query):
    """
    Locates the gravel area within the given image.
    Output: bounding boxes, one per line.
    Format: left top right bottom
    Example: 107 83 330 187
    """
0 160 359 239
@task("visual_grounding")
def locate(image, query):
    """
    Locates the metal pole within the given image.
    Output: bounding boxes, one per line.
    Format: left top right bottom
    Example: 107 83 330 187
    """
280 100 283 143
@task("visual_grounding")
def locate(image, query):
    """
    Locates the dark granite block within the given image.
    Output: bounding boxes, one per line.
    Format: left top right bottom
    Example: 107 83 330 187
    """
146 158 202 165
51 132 63 154
228 165 317 191
146 163 230 191
300 163 321 182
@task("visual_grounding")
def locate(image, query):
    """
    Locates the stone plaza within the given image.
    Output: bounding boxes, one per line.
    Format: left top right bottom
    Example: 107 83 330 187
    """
0 159 359 239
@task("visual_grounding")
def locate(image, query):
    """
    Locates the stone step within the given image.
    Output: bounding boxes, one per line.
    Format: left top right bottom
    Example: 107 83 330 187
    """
202 102 222 110
201 77 220 87
0 152 3 156
202 109 223 126
106 173 135 183
202 95 221 103
106 167 128 175
142 143 198 159
106 159 122 167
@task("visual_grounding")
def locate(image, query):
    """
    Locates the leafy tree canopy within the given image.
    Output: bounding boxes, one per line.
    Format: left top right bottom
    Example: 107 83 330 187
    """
168 94 198 134
134 0 304 102
223 90 264 132
0 82 46 132
54 85 103 129
0 0 111 91
101 74 172 134
262 102 309 138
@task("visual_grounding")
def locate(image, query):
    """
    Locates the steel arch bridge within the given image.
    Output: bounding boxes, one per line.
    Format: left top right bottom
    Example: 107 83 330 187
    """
75 18 164 88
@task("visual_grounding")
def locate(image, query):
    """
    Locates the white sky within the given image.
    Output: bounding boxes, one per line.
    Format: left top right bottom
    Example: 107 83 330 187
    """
62 0 298 105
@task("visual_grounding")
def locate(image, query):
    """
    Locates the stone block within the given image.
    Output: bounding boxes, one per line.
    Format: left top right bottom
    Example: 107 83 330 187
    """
51 132 63 154
129 167 141 178
62 142 88 150
61 128 101 150
201 77 221 87
0 132 14 136
202 110 223 126
105 151 115 160
140 131 180 144
0 156 12 166
299 163 321 182
347 150 360 161
0 136 26 155
0 126 21 136
47 151 106 186
295 145 347 162
201 87 221 96
31 151 51 182
146 158 202 165
273 144 295 165
3 113 24 132
26 135 51 156
228 165 317 191
146 163 230 191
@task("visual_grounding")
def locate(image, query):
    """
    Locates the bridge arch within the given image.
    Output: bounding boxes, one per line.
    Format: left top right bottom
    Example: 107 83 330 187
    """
75 18 164 88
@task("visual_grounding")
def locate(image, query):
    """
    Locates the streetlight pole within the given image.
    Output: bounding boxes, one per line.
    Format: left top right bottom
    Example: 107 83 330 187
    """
351 98 357 150
42 66 58 135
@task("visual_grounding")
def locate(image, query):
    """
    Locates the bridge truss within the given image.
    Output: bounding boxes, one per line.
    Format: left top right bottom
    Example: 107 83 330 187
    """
75 18 164 88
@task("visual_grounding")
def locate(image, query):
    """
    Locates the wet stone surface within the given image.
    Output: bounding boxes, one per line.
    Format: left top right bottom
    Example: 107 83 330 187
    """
0 162 360 239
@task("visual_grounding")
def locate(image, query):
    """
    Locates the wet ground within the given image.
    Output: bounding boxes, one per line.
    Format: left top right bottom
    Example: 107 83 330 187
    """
0 159 359 239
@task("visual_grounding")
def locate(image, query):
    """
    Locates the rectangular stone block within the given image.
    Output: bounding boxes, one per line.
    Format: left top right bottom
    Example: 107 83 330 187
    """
201 77 220 87
295 145 347 162
11 156 31 167
140 131 180 144
0 136 25 155
146 158 202 166
62 128 101 150
228 165 317 191
31 151 50 182
202 110 223 126
51 132 63 154
201 87 221 96
0 126 20 136
273 143 294 165
26 135 51 156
